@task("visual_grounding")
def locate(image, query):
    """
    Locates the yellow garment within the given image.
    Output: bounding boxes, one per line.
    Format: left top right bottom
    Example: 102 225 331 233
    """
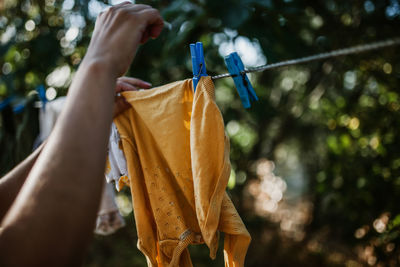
114 77 251 267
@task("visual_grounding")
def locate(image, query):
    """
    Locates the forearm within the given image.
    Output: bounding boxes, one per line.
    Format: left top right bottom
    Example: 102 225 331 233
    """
0 3 163 265
0 60 117 266
0 143 44 222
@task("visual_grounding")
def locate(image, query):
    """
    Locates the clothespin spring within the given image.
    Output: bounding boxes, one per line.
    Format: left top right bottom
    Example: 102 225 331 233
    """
194 63 204 78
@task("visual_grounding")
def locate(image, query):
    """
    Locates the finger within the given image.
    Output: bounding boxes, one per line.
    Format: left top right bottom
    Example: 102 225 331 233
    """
138 9 164 41
112 1 135 10
140 30 150 44
107 3 151 19
103 1 131 14
113 97 130 118
115 81 138 93
116 5 163 43
118 77 152 88
113 1 132 7
149 23 164 39
119 3 153 12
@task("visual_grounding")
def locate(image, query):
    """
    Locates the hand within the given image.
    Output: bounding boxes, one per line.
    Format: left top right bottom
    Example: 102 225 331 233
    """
84 2 164 78
113 77 152 118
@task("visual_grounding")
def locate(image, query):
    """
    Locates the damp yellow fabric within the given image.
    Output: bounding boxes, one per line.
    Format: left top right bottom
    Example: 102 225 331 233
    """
114 77 251 267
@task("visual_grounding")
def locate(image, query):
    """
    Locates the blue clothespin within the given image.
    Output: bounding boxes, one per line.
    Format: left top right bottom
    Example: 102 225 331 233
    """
224 52 258 108
13 103 26 114
0 96 15 111
190 42 208 92
36 84 47 109
0 96 26 114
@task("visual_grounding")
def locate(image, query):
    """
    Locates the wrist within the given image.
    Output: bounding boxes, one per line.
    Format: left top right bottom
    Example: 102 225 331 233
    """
79 56 119 80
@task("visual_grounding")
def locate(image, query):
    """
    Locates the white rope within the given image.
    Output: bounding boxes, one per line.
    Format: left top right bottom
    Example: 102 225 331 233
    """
211 37 400 80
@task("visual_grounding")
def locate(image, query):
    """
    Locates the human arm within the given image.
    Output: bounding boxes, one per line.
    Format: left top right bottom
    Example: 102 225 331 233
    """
0 77 150 224
0 143 44 222
0 3 163 266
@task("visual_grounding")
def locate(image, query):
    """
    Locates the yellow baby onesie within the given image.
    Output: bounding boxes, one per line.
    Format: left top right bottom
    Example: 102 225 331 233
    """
114 77 251 267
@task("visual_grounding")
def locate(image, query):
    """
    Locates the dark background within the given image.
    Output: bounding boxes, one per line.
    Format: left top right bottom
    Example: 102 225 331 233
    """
1 0 400 266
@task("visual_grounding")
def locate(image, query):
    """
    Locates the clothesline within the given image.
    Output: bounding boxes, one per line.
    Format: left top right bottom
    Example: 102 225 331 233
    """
211 37 400 80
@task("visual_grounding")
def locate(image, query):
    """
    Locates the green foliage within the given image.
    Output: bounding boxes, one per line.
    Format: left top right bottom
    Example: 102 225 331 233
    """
1 0 400 266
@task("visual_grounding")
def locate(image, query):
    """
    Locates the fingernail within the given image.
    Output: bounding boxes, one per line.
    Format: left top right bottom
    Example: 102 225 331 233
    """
144 82 152 87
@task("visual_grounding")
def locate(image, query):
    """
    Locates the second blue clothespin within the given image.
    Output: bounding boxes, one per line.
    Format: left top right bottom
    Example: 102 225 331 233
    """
36 84 47 110
0 96 27 114
224 52 258 108
0 96 14 112
190 42 208 92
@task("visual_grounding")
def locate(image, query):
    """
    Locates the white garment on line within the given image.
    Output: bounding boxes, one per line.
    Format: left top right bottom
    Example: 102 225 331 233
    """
38 97 66 143
105 122 129 191
36 97 125 235
94 181 126 235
